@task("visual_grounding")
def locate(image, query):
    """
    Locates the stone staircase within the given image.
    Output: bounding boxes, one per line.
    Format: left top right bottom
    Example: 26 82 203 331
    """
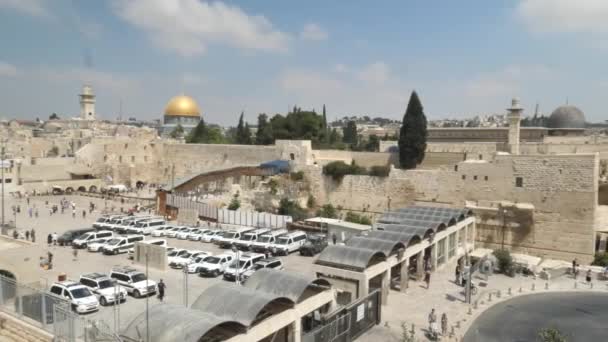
0 313 52 342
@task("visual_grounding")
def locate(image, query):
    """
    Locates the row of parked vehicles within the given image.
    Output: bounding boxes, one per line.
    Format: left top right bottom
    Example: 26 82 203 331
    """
49 266 157 314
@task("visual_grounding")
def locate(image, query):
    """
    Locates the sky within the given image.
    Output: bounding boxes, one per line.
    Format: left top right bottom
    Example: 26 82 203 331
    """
0 0 607 125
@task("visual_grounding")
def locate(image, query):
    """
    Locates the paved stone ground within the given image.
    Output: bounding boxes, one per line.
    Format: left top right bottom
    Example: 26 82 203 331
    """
359 258 608 341
0 193 318 335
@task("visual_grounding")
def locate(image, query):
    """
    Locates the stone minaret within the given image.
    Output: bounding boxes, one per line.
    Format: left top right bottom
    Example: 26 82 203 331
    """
79 85 96 120
507 98 523 155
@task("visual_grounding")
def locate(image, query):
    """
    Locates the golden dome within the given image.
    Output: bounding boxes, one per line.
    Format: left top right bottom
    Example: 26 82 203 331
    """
163 95 201 117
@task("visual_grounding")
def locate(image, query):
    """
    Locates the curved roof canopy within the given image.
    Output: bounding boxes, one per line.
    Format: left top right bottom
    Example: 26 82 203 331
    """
346 236 404 256
315 245 387 271
120 304 243 342
191 283 294 327
364 230 422 246
244 269 331 303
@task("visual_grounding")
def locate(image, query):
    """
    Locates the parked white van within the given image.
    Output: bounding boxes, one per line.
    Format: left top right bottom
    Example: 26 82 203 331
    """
128 219 166 235
233 228 271 251
72 231 113 249
269 231 307 255
216 227 255 249
250 229 288 253
101 235 144 255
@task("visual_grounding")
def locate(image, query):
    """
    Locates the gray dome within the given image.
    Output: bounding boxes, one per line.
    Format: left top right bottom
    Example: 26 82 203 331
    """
548 105 586 128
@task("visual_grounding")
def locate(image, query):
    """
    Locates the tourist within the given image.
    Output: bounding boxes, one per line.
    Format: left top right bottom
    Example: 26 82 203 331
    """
455 264 461 286
157 279 166 302
52 232 58 245
12 230 18 239
34 208 39 218
332 233 337 245
586 269 592 286
72 209 76 219
82 210 86 219
47 234 52 246
428 308 437 332
441 313 448 336
30 229 35 243
47 251 53 266
572 258 577 276
73 248 78 261
25 230 30 241
424 270 431 289
28 207 32 218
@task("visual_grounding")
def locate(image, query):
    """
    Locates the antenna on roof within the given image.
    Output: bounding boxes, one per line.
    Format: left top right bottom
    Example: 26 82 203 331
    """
534 103 539 116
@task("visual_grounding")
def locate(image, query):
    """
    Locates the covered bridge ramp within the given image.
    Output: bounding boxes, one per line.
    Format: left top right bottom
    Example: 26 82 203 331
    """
120 304 245 342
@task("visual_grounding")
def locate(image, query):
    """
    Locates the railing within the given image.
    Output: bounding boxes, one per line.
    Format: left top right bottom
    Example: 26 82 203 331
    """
0 275 120 342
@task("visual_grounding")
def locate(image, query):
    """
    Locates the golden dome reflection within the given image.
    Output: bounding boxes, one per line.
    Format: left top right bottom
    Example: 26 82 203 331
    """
164 95 201 117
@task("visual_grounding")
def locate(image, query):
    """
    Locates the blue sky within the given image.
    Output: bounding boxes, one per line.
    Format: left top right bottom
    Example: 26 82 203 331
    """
0 0 607 125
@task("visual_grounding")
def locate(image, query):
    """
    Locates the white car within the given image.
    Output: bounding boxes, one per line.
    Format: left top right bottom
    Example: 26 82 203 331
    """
151 225 174 237
49 282 99 314
198 253 236 277
223 253 265 282
176 228 197 240
166 226 187 238
169 250 212 269
110 267 157 298
186 255 216 274
187 229 208 241
79 273 128 306
87 238 110 252
201 230 222 243
241 258 284 281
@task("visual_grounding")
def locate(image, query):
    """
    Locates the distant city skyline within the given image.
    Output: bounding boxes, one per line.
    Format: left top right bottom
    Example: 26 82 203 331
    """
0 0 607 125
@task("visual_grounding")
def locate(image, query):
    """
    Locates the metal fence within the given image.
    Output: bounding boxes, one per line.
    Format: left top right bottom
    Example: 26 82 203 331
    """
302 290 381 342
0 275 119 342
168 194 292 228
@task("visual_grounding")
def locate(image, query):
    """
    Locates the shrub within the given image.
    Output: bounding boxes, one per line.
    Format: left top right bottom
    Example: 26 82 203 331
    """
228 198 240 210
323 161 367 181
369 165 390 177
538 328 567 342
290 171 305 181
592 252 608 267
344 211 372 225
278 198 308 221
268 179 279 195
493 249 513 274
307 195 316 209
317 204 338 218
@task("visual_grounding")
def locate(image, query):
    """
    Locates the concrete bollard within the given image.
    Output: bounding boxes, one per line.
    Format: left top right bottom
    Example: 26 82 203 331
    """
508 287 512 295
545 282 549 290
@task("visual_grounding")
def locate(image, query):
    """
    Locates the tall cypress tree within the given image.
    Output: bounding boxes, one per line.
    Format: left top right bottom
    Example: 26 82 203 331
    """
398 91 428 169
236 111 250 144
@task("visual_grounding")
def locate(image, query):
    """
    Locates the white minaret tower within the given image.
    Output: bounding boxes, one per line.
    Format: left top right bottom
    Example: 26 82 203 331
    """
79 85 96 120
507 97 523 155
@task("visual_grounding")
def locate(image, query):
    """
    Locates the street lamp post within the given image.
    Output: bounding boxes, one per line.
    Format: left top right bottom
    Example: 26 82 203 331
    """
232 246 241 286
1 139 6 231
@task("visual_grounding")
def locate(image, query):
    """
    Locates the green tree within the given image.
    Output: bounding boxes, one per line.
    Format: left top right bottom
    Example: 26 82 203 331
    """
342 121 358 146
169 124 185 139
186 120 227 144
278 198 308 221
317 204 338 218
228 194 241 210
329 128 339 144
307 195 316 209
538 328 567 342
363 134 380 152
236 112 252 144
255 113 274 145
344 211 372 225
398 91 428 169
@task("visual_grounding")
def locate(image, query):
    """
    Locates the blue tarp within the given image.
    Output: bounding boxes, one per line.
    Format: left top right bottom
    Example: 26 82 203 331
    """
259 160 290 174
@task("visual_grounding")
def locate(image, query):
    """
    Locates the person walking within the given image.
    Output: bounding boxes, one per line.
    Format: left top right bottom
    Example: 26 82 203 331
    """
25 230 30 241
428 308 437 333
47 234 52 246
28 207 33 218
586 269 592 286
31 229 35 243
47 251 53 268
425 270 431 289
72 209 76 219
13 230 18 239
455 264 461 286
34 208 39 218
332 233 337 245
72 248 78 261
572 258 577 277
157 279 166 302
52 232 58 245
82 210 86 219
441 313 448 336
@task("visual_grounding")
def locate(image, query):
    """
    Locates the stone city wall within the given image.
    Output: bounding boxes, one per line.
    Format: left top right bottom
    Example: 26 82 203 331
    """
308 153 599 261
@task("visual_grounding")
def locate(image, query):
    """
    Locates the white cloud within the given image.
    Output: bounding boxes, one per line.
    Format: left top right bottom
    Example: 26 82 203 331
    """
357 62 390 84
300 23 328 41
517 0 608 34
463 65 554 99
0 0 48 16
112 0 290 57
0 61 18 77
